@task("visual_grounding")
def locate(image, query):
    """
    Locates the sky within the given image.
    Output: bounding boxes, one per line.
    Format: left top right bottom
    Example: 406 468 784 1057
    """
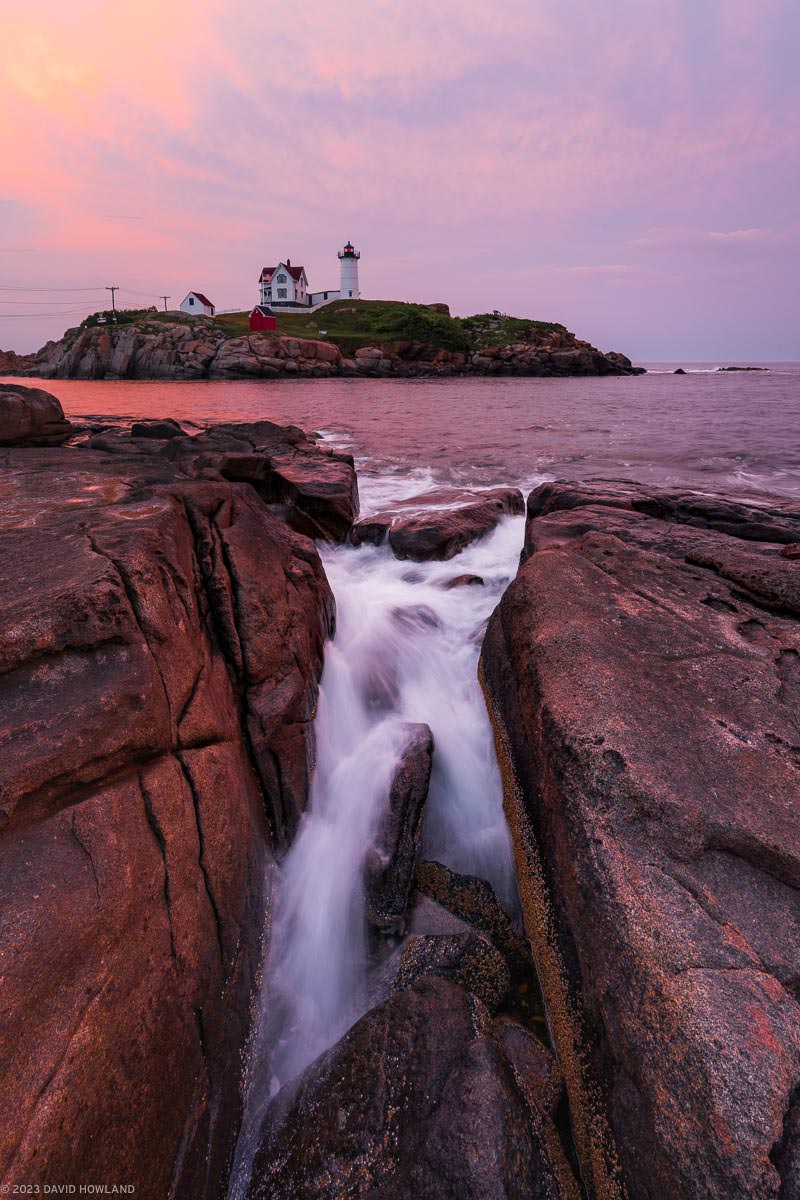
1 0 798 359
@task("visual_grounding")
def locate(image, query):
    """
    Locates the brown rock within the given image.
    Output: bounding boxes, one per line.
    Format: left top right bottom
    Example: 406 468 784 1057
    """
130 418 187 439
364 723 434 929
443 572 485 588
480 478 800 1200
494 1016 564 1117
0 435 334 1196
246 977 579 1200
388 487 524 561
350 517 391 546
393 932 511 1011
0 383 73 445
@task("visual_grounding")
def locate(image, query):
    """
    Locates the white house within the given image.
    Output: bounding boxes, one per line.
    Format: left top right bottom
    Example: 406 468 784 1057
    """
180 291 215 317
258 243 361 309
259 261 309 307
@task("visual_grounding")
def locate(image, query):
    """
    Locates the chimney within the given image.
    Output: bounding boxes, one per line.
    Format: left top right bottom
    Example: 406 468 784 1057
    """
287 258 291 267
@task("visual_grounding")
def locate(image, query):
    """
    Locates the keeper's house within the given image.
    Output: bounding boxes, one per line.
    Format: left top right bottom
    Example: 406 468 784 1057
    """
258 261 309 308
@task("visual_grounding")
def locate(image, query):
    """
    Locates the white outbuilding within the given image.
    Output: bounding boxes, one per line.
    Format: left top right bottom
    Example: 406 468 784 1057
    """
180 291 216 317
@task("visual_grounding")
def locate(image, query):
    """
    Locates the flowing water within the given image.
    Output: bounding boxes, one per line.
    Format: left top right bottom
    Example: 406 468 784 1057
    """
10 366 799 1192
228 473 528 1198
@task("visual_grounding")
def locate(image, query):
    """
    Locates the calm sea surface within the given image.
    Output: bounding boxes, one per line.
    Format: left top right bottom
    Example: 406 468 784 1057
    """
13 364 800 501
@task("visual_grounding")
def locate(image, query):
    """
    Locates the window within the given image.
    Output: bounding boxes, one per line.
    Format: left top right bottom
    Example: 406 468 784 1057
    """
278 288 287 298
277 273 286 283
189 297 195 306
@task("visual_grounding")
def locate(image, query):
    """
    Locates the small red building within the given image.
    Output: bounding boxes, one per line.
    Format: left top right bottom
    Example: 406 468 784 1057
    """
249 304 277 332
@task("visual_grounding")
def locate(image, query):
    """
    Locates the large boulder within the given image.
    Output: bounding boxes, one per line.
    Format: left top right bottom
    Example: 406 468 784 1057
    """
164 420 359 542
364 723 434 929
246 977 580 1200
0 383 73 445
386 487 524 561
480 478 800 1200
0 438 334 1196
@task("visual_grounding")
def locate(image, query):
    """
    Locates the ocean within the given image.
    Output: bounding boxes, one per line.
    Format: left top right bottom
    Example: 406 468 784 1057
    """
16 363 800 501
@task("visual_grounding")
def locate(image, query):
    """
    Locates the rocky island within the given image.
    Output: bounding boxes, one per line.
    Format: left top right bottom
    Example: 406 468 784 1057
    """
2 383 798 1200
1 300 643 380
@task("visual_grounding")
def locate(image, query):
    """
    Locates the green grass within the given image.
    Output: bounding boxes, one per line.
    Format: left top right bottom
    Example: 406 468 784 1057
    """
75 300 568 355
213 300 566 355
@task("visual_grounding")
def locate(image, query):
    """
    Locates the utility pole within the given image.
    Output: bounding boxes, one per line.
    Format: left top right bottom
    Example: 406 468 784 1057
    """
160 295 170 312
105 286 119 313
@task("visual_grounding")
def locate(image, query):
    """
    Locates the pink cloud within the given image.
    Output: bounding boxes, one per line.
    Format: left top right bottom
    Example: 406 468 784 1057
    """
0 0 797 358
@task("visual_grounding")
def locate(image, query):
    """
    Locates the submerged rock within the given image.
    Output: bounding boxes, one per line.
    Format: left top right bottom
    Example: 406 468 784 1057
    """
365 723 434 930
442 572 485 588
0 383 73 445
480 477 800 1200
130 417 187 439
246 977 580 1200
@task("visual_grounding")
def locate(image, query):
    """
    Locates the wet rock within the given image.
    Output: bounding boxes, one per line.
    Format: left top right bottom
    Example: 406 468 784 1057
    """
0 383 73 445
391 603 443 631
247 977 579 1200
443 572 485 588
480 477 800 1200
162 419 359 542
494 1016 564 1117
674 367 686 374
415 859 532 981
130 418 187 439
406 893 473 938
0 442 334 1196
388 487 524 561
365 724 434 929
350 517 391 546
393 932 511 1012
526 477 800 545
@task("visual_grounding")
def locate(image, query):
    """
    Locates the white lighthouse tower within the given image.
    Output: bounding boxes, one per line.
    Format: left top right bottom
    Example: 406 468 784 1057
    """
338 240 361 299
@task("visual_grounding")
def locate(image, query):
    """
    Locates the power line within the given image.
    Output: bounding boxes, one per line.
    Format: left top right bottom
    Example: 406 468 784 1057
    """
0 285 106 293
0 299 99 305
0 310 94 318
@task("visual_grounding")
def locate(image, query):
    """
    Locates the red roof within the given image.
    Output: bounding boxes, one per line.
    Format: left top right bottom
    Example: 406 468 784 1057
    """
259 263 306 282
191 292 214 308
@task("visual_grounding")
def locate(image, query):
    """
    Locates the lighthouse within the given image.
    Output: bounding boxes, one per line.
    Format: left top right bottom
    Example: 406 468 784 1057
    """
338 240 361 299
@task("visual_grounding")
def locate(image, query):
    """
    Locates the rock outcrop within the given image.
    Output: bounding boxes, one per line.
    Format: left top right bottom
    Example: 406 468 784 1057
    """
351 486 524 561
246 977 580 1200
480 478 800 1200
0 423 339 1195
14 315 643 380
364 723 434 929
0 382 73 445
72 417 359 543
392 932 511 1011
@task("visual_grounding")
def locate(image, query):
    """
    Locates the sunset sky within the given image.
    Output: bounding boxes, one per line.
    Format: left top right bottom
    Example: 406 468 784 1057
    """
2 0 798 358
